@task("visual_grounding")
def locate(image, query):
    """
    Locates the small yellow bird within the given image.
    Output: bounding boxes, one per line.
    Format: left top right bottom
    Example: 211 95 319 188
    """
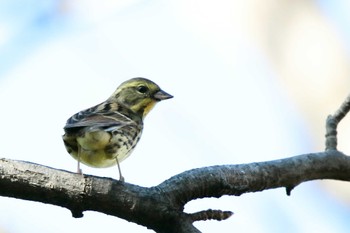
62 77 173 181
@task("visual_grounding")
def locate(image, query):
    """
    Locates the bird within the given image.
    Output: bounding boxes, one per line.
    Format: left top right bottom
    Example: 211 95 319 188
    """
62 77 173 181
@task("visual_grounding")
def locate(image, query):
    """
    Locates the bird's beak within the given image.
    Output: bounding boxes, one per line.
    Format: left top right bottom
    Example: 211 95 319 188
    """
153 90 173 101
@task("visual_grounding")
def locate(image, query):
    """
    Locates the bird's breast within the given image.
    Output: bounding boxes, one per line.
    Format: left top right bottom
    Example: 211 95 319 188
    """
77 131 112 150
72 126 142 168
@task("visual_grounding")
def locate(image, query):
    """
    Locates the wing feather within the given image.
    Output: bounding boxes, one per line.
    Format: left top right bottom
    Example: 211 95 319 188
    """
64 102 135 133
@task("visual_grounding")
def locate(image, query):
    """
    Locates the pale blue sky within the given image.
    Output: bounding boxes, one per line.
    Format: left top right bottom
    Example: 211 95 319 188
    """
0 1 349 232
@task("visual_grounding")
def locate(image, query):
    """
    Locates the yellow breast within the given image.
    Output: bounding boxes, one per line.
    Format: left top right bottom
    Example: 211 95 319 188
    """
73 130 139 168
77 131 111 150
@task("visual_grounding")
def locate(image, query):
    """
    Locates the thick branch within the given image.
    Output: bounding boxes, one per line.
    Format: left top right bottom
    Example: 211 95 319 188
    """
158 150 350 203
1 150 350 232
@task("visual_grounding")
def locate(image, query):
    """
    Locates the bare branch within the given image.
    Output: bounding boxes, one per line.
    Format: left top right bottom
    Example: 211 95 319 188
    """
1 93 350 232
1 149 350 232
189 209 233 221
325 93 350 150
332 93 350 123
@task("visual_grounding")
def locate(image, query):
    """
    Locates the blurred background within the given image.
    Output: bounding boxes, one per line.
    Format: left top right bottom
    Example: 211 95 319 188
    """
0 0 350 232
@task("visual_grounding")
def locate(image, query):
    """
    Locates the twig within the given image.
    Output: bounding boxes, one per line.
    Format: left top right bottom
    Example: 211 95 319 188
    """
189 209 233 221
325 93 350 150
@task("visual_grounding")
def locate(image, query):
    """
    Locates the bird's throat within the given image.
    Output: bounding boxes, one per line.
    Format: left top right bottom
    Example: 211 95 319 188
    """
142 100 157 118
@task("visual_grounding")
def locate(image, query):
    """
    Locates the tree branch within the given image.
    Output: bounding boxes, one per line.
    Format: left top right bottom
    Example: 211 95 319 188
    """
1 93 350 232
1 150 350 232
325 93 350 150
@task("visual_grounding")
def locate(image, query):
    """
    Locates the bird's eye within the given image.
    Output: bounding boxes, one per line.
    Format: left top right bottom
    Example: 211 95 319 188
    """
137 85 148 94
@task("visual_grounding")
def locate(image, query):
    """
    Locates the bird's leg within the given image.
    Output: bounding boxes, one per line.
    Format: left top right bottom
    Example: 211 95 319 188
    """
77 145 83 175
116 157 124 182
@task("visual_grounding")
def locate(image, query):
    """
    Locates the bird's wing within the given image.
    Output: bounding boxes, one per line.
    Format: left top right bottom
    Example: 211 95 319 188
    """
64 103 134 132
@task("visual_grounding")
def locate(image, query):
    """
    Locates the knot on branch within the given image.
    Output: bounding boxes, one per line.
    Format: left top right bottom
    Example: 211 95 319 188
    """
71 208 84 218
189 209 233 222
285 185 296 196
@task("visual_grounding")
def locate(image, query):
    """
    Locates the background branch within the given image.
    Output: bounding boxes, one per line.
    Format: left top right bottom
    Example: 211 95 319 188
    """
326 93 350 150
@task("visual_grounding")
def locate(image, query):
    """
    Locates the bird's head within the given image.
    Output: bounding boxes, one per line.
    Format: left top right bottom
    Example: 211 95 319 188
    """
109 77 173 118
